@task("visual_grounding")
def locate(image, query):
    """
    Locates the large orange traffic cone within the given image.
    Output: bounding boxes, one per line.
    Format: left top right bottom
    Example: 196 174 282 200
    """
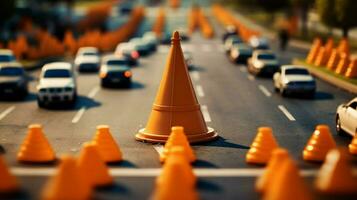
0 156 19 193
349 133 357 155
17 124 56 163
306 38 322 64
327 49 340 70
303 125 336 162
314 47 327 66
135 31 217 143
41 155 91 200
246 127 279 165
335 53 350 75
345 59 357 78
315 148 357 194
77 142 113 187
160 126 196 163
92 125 123 163
255 148 290 193
264 157 313 200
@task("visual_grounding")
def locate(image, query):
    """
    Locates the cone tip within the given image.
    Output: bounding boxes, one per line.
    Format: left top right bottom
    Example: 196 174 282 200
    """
29 124 42 130
316 124 329 132
172 31 181 42
97 125 110 131
258 126 272 133
172 126 184 132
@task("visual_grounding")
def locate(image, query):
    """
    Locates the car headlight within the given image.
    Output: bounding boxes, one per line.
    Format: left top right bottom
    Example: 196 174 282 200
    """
256 61 265 68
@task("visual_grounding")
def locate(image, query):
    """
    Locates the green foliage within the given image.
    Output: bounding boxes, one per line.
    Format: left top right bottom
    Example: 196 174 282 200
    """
316 0 337 27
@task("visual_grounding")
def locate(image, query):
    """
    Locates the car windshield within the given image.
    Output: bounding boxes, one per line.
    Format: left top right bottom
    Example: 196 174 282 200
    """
257 54 275 60
82 52 97 56
0 67 24 76
107 60 128 66
0 55 15 62
44 69 71 78
285 68 309 75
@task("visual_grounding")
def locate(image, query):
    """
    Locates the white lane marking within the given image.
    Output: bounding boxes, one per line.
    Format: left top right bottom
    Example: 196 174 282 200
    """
153 144 164 156
196 85 205 97
191 71 200 81
258 85 271 97
87 86 100 98
239 67 247 73
0 106 15 121
201 105 212 122
71 107 86 123
278 105 296 121
202 44 212 52
247 75 255 81
11 167 357 177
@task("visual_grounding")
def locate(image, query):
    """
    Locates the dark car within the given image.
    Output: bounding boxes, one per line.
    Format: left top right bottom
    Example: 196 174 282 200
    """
222 25 238 42
130 38 152 56
100 56 132 88
224 35 243 54
0 62 28 99
229 44 253 64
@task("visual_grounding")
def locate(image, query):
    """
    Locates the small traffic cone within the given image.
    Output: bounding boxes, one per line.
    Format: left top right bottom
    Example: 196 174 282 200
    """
246 127 279 165
135 31 217 143
160 126 196 163
0 156 19 193
264 157 313 200
345 59 357 78
315 148 357 194
349 133 357 155
306 38 322 64
17 124 56 163
77 142 113 187
327 49 340 70
41 155 91 200
314 47 327 66
335 53 350 75
92 125 123 163
255 148 290 193
303 125 336 162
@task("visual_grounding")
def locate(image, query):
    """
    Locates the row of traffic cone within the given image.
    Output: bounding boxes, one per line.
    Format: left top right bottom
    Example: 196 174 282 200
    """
188 7 214 39
306 37 357 78
152 8 166 38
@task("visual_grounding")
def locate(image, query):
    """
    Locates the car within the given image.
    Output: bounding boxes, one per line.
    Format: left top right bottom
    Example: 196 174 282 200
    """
273 65 316 97
0 49 16 64
336 97 357 136
183 51 194 69
100 55 132 88
229 43 253 64
248 36 270 50
76 47 99 57
36 62 77 107
0 62 28 99
129 38 152 56
160 31 172 44
115 42 140 66
222 25 238 42
177 28 190 41
74 47 100 72
143 32 159 51
247 50 280 76
224 35 243 54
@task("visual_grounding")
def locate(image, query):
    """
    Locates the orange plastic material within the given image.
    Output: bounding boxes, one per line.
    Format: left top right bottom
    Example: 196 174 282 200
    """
41 155 91 200
255 148 290 193
335 53 350 75
306 38 322 64
136 31 217 143
345 59 357 78
327 49 340 70
92 125 122 163
314 47 327 66
337 38 350 55
315 148 357 194
349 133 357 155
303 125 336 162
246 127 279 165
153 147 198 200
77 142 113 187
0 156 19 192
17 124 56 163
160 126 196 163
264 157 313 200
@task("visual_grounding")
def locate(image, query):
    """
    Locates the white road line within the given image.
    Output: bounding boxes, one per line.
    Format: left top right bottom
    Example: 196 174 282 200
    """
153 144 164 156
191 71 200 81
247 75 255 81
87 86 100 98
258 85 271 97
71 107 86 123
0 106 15 121
239 67 247 73
201 105 212 122
278 105 296 121
196 85 205 97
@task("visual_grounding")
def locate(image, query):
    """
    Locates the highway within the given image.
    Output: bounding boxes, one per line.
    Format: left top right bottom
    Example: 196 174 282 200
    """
0 5 356 200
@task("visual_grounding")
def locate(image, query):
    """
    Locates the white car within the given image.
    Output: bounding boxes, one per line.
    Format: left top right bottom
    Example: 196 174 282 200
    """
0 49 16 63
247 50 280 76
273 65 316 98
37 62 77 107
114 42 139 66
336 97 357 136
74 47 100 72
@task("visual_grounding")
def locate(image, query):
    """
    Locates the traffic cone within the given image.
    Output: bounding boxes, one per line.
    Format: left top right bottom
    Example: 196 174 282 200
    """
77 142 113 187
246 127 279 165
160 126 196 163
17 124 56 163
345 59 357 78
327 49 340 70
335 53 350 75
307 38 322 64
349 133 357 155
41 155 91 200
303 125 336 162
135 31 218 143
264 156 313 200
315 148 357 194
92 125 123 163
0 156 19 193
255 148 290 193
324 37 334 53
314 47 327 66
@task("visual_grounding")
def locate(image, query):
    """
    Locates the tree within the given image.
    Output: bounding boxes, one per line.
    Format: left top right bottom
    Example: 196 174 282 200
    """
290 0 314 36
335 0 357 37
316 0 337 28
256 0 290 22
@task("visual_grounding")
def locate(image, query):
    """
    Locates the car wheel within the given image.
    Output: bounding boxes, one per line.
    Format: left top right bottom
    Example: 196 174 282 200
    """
280 88 287 97
37 99 45 108
336 115 344 135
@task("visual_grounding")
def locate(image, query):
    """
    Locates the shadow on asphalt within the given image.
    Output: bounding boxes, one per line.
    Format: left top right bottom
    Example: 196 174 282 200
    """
189 65 206 72
0 190 30 200
197 179 222 192
0 145 5 154
108 160 137 168
313 91 334 100
193 160 218 168
0 92 37 102
101 81 145 90
43 96 101 111
96 183 130 196
194 136 250 150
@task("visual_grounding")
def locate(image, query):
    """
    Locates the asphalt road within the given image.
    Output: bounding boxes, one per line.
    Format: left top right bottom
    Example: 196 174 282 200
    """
0 6 356 200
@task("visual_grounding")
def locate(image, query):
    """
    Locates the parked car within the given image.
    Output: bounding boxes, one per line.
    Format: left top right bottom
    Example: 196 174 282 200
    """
129 38 151 56
37 62 77 107
183 51 194 69
0 62 28 99
222 25 237 42
229 43 253 64
115 42 140 66
336 97 357 136
224 35 243 54
100 55 132 88
273 65 316 97
0 49 16 64
248 36 270 50
247 50 280 76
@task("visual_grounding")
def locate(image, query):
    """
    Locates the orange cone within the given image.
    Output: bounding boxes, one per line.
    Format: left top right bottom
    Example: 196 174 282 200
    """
255 148 290 193
41 155 91 200
303 125 336 162
335 53 350 75
345 59 357 78
160 126 196 163
135 31 217 143
92 125 123 163
314 47 327 66
77 142 113 187
327 49 340 70
246 127 279 165
315 148 357 194
306 38 322 64
349 133 357 155
0 156 19 192
264 156 313 200
17 124 56 163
